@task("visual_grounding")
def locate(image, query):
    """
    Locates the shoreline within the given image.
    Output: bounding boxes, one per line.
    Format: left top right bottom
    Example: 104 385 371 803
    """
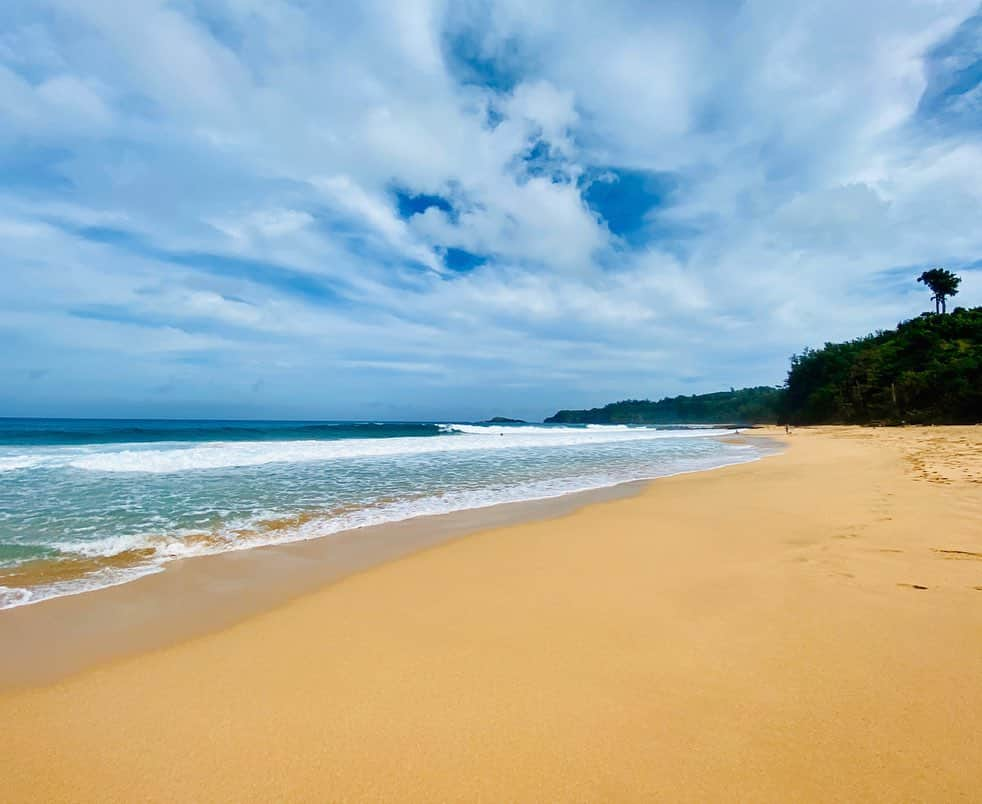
0 426 759 613
2 425 980 800
0 433 778 688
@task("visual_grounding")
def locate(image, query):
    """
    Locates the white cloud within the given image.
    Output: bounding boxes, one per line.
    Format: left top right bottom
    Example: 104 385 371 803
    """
0 0 979 419
208 208 313 242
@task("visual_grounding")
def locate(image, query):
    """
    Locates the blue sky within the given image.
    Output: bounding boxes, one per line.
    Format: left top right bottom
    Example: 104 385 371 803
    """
1 0 980 421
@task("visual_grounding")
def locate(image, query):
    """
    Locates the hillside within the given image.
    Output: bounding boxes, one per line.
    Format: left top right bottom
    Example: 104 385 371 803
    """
785 307 981 425
546 307 981 427
545 386 784 425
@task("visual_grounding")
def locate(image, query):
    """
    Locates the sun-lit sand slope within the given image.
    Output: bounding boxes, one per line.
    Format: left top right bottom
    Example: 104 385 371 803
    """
1 426 980 801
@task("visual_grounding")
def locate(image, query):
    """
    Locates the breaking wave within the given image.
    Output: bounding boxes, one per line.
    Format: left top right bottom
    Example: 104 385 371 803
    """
0 425 737 474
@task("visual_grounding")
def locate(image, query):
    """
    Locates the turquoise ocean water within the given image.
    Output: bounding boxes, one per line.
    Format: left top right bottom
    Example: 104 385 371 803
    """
0 418 767 608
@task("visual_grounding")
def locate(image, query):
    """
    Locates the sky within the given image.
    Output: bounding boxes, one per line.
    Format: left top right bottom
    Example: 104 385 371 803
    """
1 0 980 422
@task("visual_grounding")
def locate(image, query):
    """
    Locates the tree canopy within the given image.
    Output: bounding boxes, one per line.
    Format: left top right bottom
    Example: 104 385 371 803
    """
545 306 981 427
545 387 784 425
785 306 981 424
918 268 961 314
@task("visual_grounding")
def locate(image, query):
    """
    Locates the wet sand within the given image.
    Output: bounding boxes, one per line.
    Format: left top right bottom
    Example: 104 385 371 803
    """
0 474 676 687
1 426 980 801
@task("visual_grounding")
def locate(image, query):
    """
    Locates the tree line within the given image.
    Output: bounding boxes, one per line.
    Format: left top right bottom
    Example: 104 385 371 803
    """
545 386 784 425
784 305 980 425
545 271 980 426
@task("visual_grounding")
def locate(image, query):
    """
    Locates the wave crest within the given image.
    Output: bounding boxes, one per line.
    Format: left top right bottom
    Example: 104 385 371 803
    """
65 427 736 473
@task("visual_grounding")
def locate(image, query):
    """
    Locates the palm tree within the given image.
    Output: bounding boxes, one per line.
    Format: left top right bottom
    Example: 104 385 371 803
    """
917 268 961 314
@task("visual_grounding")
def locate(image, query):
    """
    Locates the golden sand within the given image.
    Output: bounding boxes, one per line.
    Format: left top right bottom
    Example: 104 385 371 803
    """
1 426 980 801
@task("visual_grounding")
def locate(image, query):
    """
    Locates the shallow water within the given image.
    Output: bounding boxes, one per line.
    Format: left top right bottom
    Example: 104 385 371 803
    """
0 419 766 608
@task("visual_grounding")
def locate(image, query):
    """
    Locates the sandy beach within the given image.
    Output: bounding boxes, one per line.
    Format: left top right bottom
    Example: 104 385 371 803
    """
1 426 980 801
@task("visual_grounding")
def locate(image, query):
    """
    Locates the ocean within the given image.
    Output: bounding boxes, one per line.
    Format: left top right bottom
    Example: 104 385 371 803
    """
0 418 768 608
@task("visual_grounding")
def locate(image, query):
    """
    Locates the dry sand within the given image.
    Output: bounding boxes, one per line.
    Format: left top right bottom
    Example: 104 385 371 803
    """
1 426 980 802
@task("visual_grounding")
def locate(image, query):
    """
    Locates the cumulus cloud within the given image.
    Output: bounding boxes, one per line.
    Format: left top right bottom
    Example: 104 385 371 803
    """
0 0 979 419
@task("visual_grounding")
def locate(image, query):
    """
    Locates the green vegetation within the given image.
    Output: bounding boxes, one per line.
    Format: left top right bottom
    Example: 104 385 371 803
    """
545 386 784 425
547 273 980 427
785 306 981 425
917 268 961 314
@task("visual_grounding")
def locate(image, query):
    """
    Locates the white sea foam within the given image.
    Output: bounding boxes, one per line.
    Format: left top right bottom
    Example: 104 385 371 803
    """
0 586 33 608
0 442 769 610
0 424 773 611
0 565 165 610
0 426 738 475
446 423 701 434
63 427 737 474
0 456 45 472
51 532 186 558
